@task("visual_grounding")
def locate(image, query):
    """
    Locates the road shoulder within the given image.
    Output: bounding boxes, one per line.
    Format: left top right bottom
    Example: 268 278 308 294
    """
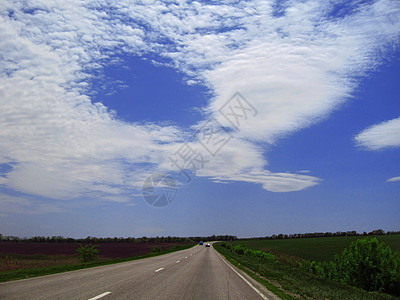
213 243 281 300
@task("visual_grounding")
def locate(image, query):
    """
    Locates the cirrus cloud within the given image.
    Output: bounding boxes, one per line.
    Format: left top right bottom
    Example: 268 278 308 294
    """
0 0 399 209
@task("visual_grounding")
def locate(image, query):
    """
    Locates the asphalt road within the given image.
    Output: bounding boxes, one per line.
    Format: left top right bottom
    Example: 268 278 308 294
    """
0 244 279 300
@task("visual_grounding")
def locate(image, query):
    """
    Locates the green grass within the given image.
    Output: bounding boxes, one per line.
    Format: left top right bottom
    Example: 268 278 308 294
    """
0 243 196 283
237 235 400 262
214 242 397 300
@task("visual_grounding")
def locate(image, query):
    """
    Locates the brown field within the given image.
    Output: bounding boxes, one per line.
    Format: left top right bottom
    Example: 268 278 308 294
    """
0 242 188 271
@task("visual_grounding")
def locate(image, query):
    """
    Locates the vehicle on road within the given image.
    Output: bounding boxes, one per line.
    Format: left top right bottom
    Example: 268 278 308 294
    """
199 241 203 245
205 243 211 247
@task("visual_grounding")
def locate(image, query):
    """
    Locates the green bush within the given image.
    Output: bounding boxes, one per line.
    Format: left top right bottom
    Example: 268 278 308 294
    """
332 237 400 293
233 244 245 255
244 248 253 256
223 243 276 261
76 244 99 263
261 251 276 260
307 237 400 295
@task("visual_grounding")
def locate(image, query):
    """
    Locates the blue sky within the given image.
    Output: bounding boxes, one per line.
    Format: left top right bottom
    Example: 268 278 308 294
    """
0 0 399 238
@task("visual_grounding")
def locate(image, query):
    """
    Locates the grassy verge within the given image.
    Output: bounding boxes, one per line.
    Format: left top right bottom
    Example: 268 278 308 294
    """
0 243 195 283
1 254 81 271
213 242 397 300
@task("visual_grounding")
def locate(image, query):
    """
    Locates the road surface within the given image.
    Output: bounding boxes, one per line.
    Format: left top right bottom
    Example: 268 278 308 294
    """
0 243 279 300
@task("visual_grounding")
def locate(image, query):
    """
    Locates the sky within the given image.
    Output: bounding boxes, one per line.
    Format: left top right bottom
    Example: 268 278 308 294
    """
0 0 399 238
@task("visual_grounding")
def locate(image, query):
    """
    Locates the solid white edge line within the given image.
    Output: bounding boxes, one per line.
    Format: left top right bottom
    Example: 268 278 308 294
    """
214 249 269 300
155 267 164 272
88 291 111 300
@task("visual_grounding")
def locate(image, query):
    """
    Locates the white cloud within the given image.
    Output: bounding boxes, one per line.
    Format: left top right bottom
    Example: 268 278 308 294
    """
355 117 400 150
0 0 399 208
387 176 400 182
189 138 320 192
0 193 64 214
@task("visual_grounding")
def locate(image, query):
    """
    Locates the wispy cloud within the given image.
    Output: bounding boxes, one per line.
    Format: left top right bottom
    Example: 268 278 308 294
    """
355 117 400 150
387 176 400 182
187 138 321 192
0 193 64 214
0 0 399 208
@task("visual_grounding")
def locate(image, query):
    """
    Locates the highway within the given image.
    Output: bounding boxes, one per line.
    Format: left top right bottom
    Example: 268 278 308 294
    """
0 244 279 300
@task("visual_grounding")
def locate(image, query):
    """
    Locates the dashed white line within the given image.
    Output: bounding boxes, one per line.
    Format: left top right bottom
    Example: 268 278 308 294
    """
155 268 164 272
88 292 111 300
176 260 180 263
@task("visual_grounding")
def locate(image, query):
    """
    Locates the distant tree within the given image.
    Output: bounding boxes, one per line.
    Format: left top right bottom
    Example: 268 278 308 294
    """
76 244 99 263
369 229 385 236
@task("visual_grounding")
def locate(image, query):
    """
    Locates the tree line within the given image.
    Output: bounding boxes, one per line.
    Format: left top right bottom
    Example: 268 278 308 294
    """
0 234 237 243
243 229 400 240
1 229 398 243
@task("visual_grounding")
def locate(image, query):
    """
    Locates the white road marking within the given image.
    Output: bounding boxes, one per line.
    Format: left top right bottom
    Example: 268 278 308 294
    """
155 268 164 272
176 260 180 263
185 256 187 259
88 292 111 300
215 250 269 300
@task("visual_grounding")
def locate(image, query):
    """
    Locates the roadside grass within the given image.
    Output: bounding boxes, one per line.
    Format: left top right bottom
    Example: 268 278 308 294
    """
238 235 400 262
213 242 397 300
0 243 196 283
0 254 81 271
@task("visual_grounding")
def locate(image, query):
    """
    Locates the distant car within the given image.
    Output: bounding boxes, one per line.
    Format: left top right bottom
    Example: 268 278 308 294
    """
199 241 203 245
205 243 211 247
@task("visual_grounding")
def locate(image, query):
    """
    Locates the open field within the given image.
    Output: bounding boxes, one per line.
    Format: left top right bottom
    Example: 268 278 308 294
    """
0 242 187 259
237 235 400 262
0 242 195 281
0 242 188 271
